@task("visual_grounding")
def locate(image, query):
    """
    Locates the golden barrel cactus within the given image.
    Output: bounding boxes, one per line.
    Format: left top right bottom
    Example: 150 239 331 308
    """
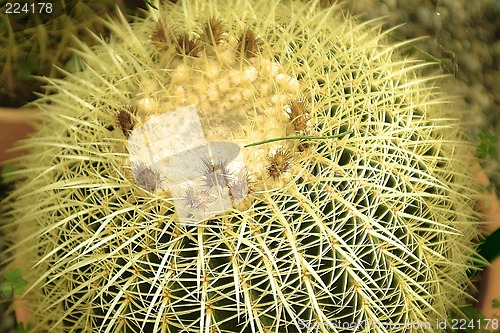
2 0 482 332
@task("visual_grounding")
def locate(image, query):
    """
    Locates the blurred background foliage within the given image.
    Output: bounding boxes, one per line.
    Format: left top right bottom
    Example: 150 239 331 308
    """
0 0 152 107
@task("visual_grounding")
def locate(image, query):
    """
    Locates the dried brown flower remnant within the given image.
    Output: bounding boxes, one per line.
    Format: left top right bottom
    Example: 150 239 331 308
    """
176 33 201 57
203 17 225 45
267 147 293 179
151 20 167 44
117 105 137 137
287 99 309 132
228 168 252 202
131 162 162 190
183 185 214 211
202 159 232 188
237 29 260 58
151 21 176 51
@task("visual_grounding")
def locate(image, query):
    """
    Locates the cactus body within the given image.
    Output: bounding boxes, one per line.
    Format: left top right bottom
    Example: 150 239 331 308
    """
2 0 481 332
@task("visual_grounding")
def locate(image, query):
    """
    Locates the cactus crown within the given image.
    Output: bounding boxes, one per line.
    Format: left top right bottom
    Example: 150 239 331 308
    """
2 0 481 332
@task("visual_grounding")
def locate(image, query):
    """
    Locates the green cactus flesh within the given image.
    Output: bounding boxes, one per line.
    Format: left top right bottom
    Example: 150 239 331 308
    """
2 0 482 332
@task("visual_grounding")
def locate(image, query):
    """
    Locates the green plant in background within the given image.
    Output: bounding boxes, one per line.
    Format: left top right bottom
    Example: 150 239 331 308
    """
16 323 32 333
477 129 498 161
0 268 30 331
1 0 485 332
0 268 26 296
448 298 500 333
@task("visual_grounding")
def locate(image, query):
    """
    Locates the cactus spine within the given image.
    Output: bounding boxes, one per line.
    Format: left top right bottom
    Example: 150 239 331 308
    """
2 0 481 332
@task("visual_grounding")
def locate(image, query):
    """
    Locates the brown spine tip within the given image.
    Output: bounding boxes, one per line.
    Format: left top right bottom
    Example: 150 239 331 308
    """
267 147 293 179
176 33 201 57
228 168 253 201
203 17 225 45
131 162 162 191
202 158 232 188
183 185 214 211
287 99 309 132
117 105 137 137
237 29 260 58
151 21 167 43
151 21 176 51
